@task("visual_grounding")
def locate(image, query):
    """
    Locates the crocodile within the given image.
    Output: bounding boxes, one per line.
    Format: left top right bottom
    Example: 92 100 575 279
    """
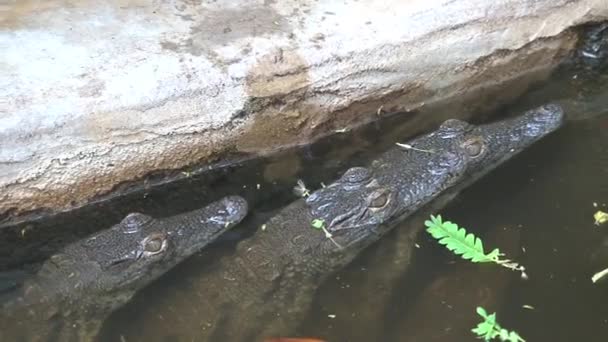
0 195 248 342
578 22 608 70
111 104 565 341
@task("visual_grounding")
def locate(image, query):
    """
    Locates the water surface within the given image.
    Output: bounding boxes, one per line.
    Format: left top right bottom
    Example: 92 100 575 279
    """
298 68 608 341
3 63 607 341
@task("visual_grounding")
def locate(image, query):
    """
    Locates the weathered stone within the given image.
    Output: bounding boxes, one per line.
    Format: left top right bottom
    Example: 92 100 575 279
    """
1 0 607 226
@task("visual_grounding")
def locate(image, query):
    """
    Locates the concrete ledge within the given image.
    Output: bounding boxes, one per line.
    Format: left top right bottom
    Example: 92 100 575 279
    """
1 0 607 224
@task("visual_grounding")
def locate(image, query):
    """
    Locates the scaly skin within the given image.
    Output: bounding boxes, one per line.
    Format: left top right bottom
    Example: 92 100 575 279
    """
0 196 248 342
115 104 565 342
578 22 608 69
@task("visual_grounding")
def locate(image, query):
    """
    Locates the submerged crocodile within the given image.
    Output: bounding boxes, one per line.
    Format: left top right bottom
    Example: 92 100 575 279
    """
0 196 248 342
114 104 564 341
578 22 608 69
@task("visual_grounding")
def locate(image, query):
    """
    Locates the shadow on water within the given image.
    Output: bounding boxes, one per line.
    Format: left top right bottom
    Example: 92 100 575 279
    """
2 57 608 341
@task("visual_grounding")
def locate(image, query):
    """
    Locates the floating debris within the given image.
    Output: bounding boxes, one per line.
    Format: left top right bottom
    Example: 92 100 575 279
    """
594 210 608 226
592 267 608 283
426 215 527 279
396 142 435 154
293 179 310 198
311 219 343 249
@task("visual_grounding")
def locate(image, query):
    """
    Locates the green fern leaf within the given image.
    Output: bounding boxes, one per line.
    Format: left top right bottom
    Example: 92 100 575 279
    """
472 307 525 342
425 215 499 263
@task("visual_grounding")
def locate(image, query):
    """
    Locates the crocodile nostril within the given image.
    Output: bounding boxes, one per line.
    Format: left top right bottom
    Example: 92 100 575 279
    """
120 213 152 233
342 167 372 184
219 196 248 222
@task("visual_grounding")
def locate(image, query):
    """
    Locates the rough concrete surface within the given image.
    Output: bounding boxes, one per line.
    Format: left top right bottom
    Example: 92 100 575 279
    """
0 0 607 225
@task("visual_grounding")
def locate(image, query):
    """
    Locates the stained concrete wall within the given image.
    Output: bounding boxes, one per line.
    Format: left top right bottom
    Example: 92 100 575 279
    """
1 0 607 226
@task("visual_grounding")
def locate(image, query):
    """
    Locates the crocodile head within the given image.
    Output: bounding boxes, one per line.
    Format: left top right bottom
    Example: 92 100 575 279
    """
23 196 248 312
578 22 608 69
306 104 564 251
424 103 565 184
306 166 397 231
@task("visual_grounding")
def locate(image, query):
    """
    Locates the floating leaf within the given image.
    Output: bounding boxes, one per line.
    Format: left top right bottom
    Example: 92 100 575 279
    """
311 219 325 229
425 215 499 263
426 215 527 277
472 307 525 342
507 331 524 342
594 210 608 225
476 306 489 319
310 219 343 250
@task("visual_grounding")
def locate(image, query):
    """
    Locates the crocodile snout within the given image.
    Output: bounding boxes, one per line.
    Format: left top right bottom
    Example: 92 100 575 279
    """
212 196 249 226
523 103 565 137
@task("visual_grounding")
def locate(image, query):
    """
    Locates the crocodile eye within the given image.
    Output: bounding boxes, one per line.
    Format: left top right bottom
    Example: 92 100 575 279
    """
464 139 484 157
142 234 167 256
369 191 390 208
145 239 163 253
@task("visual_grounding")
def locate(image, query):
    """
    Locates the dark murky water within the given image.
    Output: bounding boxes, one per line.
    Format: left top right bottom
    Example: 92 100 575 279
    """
104 66 607 341
3 62 608 341
297 69 608 342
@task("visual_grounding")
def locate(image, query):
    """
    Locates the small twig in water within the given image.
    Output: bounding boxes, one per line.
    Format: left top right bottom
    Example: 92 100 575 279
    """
396 142 435 154
495 259 528 280
592 267 608 283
